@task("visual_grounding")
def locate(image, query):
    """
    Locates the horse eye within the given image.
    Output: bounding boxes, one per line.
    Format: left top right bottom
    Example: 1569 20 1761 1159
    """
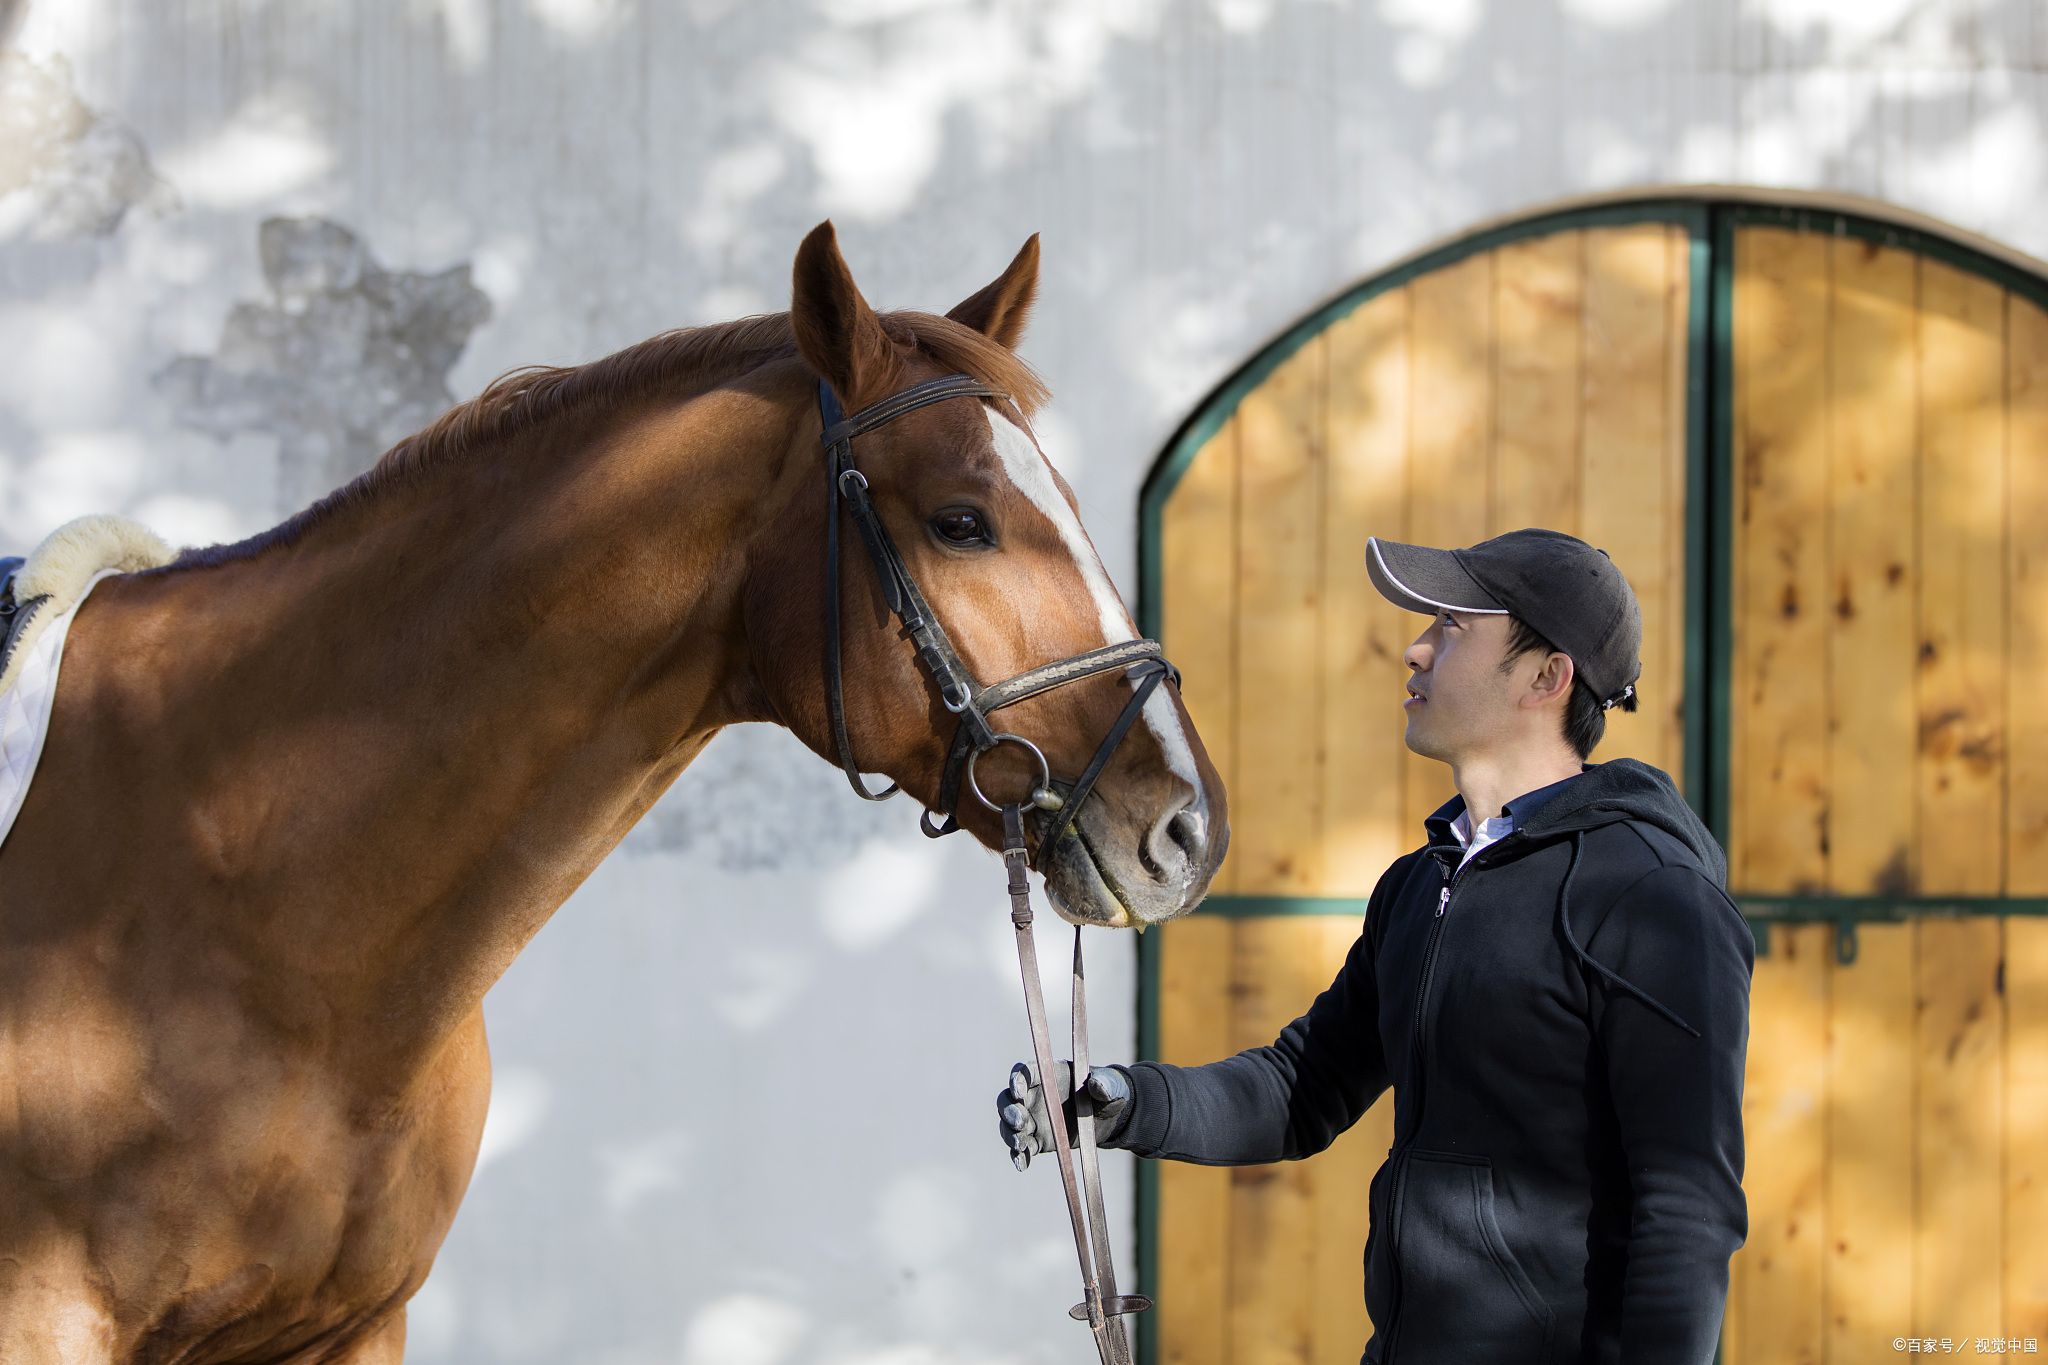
933 510 988 545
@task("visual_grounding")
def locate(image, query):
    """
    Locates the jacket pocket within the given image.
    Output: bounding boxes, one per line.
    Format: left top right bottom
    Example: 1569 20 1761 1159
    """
1388 1151 1554 1362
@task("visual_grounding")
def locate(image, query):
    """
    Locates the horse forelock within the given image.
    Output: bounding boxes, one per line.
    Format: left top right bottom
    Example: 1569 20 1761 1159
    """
172 309 1049 571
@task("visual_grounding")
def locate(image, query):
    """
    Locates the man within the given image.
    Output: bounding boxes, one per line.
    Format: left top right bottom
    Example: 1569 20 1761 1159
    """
1001 528 1752 1364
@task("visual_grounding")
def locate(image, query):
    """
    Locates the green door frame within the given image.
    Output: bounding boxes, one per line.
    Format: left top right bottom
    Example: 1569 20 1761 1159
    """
1130 190 2048 1365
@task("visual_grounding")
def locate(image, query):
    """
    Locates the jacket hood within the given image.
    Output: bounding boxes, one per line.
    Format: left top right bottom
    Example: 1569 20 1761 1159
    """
1519 757 1727 889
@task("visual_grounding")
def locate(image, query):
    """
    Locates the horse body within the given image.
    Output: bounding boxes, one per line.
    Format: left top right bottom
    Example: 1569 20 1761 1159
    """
0 228 1225 1362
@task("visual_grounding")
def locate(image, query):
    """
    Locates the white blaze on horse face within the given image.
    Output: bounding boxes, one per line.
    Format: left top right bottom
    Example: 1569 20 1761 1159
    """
982 409 1204 796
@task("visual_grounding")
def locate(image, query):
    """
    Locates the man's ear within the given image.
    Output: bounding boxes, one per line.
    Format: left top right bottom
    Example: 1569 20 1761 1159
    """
791 220 899 407
945 233 1039 350
1522 651 1576 710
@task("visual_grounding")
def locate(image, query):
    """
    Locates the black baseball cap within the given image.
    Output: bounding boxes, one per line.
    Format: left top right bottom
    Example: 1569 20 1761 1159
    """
1366 528 1642 708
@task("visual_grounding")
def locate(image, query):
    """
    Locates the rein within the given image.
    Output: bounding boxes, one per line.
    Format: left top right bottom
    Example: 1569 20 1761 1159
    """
818 373 1162 1364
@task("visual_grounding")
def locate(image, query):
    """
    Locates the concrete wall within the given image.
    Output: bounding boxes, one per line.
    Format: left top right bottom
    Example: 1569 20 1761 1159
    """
0 1 2041 1361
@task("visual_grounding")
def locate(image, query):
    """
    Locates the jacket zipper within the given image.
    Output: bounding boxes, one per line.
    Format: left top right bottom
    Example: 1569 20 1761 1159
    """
1384 860 1458 1362
1408 862 1455 1123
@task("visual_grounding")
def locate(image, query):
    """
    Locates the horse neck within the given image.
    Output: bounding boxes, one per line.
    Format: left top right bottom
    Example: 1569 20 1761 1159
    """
81 370 811 1079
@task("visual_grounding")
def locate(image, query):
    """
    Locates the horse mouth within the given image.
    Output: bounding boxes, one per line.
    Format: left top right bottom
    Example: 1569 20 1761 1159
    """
1040 817 1190 929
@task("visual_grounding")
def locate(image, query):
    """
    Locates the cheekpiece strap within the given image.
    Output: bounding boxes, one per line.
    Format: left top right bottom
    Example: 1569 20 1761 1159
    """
820 375 1007 809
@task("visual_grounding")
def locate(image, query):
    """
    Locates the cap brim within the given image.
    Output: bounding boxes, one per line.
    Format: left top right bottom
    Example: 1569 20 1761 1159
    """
1366 537 1508 616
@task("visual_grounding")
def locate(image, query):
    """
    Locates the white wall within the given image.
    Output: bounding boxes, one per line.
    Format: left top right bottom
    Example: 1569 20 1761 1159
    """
0 1 2041 1361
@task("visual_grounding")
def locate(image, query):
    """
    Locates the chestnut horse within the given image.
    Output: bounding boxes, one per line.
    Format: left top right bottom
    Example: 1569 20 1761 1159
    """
0 224 1226 1363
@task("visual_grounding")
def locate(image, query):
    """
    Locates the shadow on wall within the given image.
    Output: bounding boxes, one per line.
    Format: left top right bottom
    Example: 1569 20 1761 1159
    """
155 217 491 514
0 46 167 241
3 0 2046 570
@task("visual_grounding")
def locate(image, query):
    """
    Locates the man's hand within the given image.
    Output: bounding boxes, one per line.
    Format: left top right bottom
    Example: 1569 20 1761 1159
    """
997 1061 1131 1170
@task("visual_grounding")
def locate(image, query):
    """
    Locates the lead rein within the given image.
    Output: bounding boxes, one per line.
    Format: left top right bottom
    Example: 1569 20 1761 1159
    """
1069 924 1137 1364
1003 803 1143 1365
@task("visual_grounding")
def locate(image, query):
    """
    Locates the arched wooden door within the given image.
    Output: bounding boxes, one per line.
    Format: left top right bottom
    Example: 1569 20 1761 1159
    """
1137 195 2048 1365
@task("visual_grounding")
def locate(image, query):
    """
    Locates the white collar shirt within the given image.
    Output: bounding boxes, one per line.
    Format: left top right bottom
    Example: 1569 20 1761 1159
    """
1449 809 1517 875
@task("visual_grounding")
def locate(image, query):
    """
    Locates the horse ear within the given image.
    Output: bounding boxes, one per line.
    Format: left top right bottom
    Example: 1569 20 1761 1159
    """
945 233 1039 350
791 220 897 405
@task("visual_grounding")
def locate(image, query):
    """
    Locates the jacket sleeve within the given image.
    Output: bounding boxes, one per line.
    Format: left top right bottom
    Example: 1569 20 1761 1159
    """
1103 883 1394 1166
1586 863 1753 1365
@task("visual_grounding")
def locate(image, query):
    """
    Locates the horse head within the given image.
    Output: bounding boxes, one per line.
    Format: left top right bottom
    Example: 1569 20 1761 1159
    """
748 222 1227 927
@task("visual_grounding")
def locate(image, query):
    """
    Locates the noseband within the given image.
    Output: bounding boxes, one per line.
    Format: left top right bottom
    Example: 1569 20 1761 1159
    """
817 372 1169 1362
818 373 1178 871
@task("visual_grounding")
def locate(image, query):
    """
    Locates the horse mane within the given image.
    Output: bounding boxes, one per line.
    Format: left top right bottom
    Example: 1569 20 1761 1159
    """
172 309 1050 570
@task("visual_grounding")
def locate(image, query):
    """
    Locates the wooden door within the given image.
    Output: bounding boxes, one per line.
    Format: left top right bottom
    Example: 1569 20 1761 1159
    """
1720 220 2048 1362
1144 213 1696 1365
1142 200 2048 1364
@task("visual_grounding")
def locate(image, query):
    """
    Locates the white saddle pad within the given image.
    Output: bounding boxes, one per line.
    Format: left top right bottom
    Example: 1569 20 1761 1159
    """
0 514 178 852
0 568 116 849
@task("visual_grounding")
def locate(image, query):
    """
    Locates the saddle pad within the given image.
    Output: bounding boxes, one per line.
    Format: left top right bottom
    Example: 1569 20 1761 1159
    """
0 568 116 849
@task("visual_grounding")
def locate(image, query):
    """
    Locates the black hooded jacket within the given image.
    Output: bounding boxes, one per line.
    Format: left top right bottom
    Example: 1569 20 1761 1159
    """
1107 759 1752 1364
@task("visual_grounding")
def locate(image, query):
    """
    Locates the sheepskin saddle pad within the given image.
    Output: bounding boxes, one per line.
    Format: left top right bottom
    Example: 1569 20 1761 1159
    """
0 515 175 847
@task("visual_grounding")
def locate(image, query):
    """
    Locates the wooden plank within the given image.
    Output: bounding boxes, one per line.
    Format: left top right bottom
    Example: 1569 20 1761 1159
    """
1729 226 1831 894
1161 418 1241 895
1826 237 1919 895
2009 917 2048 1337
1305 916 1382 1364
1156 419 1241 1365
1660 224 1692 782
1914 917 2004 1335
2009 295 2048 893
1916 263 2007 895
1323 289 1413 896
1234 341 1327 896
1730 921 1829 1365
1156 915 1234 1365
1404 256 1492 831
1825 921 1914 1358
1581 222 1679 771
1227 919 1335 1365
1492 230 1581 539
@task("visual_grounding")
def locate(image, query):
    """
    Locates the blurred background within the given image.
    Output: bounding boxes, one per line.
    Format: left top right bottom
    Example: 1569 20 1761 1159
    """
1 1 2043 1362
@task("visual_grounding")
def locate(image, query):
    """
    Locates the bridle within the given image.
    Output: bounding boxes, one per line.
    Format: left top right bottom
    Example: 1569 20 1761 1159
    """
817 372 1167 1364
820 373 1177 857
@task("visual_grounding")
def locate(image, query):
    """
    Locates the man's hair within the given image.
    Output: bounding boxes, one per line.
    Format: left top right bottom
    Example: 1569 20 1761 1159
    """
1500 615 1616 760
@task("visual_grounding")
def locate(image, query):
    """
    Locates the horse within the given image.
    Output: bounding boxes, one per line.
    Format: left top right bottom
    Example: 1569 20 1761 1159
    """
0 223 1227 1363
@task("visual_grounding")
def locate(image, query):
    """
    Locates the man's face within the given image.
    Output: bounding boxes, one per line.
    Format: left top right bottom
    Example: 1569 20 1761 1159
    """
1401 610 1519 763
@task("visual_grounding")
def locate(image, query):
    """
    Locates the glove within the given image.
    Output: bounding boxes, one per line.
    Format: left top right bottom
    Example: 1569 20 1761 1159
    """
997 1060 1132 1170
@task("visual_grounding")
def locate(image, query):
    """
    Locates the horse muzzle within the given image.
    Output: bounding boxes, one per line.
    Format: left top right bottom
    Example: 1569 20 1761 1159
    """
1038 780 1221 928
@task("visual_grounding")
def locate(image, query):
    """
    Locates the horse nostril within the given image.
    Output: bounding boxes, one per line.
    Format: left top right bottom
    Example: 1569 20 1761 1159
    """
1140 803 1206 884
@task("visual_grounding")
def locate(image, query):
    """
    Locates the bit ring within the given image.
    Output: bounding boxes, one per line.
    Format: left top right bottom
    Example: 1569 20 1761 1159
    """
967 734 1064 813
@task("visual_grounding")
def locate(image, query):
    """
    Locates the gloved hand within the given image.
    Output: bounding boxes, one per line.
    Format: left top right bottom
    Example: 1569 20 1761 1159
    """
997 1060 1132 1170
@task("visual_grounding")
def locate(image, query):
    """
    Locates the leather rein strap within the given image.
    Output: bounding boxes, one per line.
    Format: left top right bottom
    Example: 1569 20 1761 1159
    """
1006 805 1144 1365
818 375 1159 1361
